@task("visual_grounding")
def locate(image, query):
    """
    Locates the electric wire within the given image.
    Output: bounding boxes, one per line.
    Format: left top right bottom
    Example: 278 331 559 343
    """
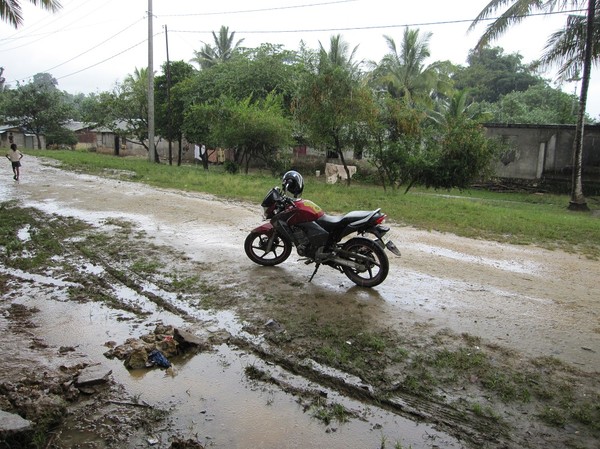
159 0 358 17
0 0 96 43
169 8 586 36
42 17 145 74
2 2 586 88
55 34 158 82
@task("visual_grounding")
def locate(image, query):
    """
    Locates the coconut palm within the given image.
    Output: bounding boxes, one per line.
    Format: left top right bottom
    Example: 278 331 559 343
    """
318 34 361 75
430 89 491 126
0 0 61 28
192 25 244 70
469 0 595 210
539 11 600 81
373 28 451 108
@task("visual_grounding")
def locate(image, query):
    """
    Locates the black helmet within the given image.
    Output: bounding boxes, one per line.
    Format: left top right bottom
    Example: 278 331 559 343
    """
282 170 304 197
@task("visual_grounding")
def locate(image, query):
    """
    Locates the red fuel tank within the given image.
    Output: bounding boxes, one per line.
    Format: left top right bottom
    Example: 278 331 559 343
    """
287 199 324 225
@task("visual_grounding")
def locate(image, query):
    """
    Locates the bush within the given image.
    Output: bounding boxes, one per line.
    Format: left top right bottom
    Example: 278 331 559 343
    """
223 160 240 174
45 127 78 148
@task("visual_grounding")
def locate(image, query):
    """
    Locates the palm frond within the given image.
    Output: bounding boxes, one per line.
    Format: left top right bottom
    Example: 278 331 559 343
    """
539 11 600 81
1 0 61 28
471 0 547 50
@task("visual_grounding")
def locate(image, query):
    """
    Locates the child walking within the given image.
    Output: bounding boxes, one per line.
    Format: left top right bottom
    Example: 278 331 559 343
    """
6 143 23 181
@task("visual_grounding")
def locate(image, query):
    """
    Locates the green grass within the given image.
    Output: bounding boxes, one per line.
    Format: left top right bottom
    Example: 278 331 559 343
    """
22 149 600 257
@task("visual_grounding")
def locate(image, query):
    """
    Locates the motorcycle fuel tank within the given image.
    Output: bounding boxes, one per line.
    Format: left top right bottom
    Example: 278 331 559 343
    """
287 199 324 225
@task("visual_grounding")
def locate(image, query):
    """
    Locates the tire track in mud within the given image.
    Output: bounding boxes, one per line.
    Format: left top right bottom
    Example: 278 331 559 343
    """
231 336 512 449
45 212 200 320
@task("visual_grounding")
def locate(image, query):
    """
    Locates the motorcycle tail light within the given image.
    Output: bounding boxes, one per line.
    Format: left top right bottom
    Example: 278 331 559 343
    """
375 214 387 225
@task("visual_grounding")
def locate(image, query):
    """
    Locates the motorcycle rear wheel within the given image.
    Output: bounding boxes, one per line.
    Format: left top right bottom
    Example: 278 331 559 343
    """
244 231 292 266
341 237 389 287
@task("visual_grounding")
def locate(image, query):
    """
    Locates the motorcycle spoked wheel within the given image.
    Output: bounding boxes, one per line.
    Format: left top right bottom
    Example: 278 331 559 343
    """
340 237 389 287
244 231 292 266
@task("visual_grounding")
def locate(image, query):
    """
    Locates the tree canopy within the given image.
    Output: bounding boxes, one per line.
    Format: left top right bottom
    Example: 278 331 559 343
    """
0 73 72 148
452 46 541 103
2 19 591 195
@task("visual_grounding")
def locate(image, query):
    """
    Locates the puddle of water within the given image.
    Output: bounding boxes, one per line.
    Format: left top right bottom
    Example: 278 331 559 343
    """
17 224 31 242
11 284 465 449
411 243 540 275
23 198 150 230
81 262 105 275
0 266 79 288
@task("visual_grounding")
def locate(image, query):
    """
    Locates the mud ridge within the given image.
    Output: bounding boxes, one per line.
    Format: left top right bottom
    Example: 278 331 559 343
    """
230 335 511 448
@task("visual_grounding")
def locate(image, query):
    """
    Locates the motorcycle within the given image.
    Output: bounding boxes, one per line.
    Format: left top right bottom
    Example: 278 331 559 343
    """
244 171 401 287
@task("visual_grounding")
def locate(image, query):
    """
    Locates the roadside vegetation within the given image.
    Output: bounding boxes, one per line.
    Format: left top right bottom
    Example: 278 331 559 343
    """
23 149 600 259
2 17 597 211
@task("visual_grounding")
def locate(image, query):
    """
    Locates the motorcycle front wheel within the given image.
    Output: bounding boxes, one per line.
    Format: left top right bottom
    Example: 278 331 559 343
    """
340 237 389 287
244 231 292 266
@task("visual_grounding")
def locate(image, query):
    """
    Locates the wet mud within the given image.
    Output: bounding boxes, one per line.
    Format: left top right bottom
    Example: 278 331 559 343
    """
1 156 598 449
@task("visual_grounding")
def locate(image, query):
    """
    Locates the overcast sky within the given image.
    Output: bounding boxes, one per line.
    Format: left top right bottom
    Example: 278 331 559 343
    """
1 0 598 118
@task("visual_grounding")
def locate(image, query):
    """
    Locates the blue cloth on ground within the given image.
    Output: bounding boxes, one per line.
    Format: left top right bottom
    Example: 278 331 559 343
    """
148 349 171 368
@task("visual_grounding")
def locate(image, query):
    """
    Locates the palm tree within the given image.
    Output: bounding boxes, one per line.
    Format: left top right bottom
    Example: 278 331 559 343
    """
318 34 361 75
469 0 594 211
300 34 367 183
0 0 61 28
430 89 491 126
373 28 450 108
192 25 244 69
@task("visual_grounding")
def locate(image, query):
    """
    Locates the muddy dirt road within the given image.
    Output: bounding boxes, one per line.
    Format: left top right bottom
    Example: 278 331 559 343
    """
5 157 599 370
1 156 599 449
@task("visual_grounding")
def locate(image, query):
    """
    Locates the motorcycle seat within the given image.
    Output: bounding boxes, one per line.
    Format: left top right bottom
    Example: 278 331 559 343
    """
317 210 379 231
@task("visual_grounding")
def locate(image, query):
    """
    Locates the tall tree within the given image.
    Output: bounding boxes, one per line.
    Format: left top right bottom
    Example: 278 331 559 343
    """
452 46 541 103
372 28 451 108
192 26 244 70
155 60 196 165
295 34 371 184
482 82 582 124
183 93 293 173
429 89 491 126
470 0 594 211
318 34 361 74
0 0 61 28
184 44 300 107
0 72 72 148
90 68 156 159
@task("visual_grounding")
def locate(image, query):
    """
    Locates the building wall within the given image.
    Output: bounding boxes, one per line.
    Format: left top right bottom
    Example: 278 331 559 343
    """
0 129 45 150
484 123 600 181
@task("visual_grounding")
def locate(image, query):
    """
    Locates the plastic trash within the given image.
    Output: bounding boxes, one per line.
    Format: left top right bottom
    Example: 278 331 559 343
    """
147 349 171 368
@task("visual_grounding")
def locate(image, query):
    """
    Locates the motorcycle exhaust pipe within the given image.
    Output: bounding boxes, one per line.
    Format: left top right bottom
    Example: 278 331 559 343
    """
329 256 367 271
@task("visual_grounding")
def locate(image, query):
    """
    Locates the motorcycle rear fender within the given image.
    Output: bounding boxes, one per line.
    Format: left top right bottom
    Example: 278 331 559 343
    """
370 224 390 239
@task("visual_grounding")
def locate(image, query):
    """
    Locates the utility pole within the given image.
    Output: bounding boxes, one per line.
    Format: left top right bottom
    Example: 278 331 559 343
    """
165 24 173 165
147 0 156 162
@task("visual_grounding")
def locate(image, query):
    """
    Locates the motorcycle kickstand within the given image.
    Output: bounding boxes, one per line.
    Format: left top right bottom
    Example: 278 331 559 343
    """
308 263 321 283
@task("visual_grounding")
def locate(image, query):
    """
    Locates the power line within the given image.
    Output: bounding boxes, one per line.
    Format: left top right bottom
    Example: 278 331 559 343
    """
159 0 358 17
55 35 157 82
41 18 145 73
0 0 96 42
3 4 586 88
6 28 156 86
0 22 116 52
170 8 585 36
